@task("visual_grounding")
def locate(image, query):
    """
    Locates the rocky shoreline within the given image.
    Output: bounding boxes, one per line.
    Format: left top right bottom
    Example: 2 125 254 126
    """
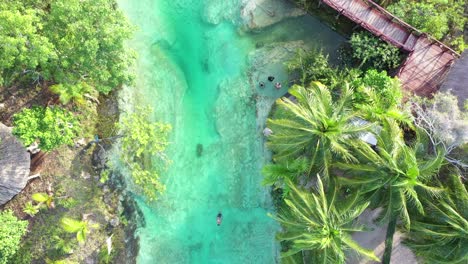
92 91 145 264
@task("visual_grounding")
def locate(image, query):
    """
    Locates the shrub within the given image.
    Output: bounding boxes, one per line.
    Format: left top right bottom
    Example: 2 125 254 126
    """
13 106 80 151
286 48 362 91
0 210 28 264
349 32 402 71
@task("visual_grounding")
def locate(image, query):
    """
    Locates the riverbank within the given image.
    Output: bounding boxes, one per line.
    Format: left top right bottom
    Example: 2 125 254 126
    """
0 88 142 263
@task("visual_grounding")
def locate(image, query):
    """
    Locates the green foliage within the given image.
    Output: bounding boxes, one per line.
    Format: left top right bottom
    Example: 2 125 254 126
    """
0 210 28 264
262 158 308 187
23 201 40 217
286 48 361 90
349 32 402 71
61 217 98 243
42 0 135 94
49 82 93 105
388 2 448 39
267 82 373 179
272 176 378 262
352 69 411 124
32 192 54 209
0 5 55 86
116 107 171 201
388 0 466 52
404 171 468 263
0 0 135 100
337 119 445 229
12 106 80 151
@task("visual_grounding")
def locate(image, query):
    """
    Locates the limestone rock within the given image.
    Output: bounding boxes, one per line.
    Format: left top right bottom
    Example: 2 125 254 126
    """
0 123 31 205
241 0 305 30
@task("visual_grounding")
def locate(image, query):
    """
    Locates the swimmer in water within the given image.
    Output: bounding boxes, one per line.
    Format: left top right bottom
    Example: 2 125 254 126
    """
216 212 222 226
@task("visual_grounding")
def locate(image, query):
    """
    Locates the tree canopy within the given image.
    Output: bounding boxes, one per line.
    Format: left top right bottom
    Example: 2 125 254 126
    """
273 177 378 262
0 0 135 99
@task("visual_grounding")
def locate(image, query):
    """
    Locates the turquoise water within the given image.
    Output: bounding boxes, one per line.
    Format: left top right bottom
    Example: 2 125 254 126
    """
116 0 345 263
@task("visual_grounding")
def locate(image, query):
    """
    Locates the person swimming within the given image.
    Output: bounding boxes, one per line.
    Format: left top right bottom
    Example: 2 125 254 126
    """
216 212 222 226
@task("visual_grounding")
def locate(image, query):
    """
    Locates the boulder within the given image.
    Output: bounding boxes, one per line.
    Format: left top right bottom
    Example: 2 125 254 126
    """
0 123 31 205
241 0 305 30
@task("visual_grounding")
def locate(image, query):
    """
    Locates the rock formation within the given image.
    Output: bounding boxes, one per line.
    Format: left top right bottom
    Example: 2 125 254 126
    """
0 123 30 205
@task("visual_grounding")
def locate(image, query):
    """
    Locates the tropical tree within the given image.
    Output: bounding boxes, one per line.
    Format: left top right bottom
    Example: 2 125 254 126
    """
271 176 378 263
404 170 468 264
114 106 171 201
336 119 445 264
0 5 55 86
267 82 373 179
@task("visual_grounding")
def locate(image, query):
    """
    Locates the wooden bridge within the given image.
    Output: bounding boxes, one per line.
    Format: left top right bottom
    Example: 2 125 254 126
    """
320 0 460 96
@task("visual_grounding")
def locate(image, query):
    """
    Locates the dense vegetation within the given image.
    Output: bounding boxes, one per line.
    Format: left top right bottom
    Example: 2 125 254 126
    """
265 48 468 263
113 107 172 201
0 0 171 263
0 0 135 95
0 210 28 264
385 0 467 52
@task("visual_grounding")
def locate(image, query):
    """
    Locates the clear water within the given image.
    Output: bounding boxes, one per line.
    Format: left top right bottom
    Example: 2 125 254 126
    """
116 0 345 263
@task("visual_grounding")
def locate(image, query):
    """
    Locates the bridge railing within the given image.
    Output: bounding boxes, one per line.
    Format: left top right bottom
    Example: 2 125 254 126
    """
363 0 460 57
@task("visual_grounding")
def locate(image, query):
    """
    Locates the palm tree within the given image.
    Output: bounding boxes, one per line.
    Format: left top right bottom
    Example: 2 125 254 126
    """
49 82 93 105
336 119 445 264
262 157 308 187
404 170 468 263
267 82 373 180
354 84 413 126
271 176 379 263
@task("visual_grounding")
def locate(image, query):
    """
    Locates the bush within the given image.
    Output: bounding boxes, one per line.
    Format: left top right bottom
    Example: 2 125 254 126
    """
0 210 28 264
13 106 80 151
349 32 402 71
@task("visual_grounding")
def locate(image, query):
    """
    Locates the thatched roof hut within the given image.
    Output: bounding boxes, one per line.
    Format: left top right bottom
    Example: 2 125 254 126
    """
441 50 468 108
0 123 30 205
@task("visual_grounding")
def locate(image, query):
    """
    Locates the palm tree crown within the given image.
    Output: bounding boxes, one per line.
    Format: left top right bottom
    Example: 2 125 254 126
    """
336 119 445 228
272 176 379 263
267 82 373 179
404 171 468 264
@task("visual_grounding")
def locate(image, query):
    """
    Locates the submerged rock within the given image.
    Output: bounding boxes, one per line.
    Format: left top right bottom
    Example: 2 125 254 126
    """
196 143 203 157
203 0 243 24
241 0 305 30
247 40 307 143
